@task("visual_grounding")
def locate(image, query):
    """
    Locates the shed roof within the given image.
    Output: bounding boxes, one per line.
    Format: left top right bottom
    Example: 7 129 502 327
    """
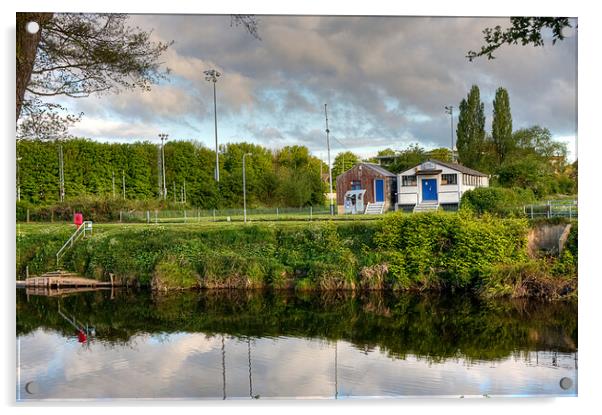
429 159 488 177
360 163 397 177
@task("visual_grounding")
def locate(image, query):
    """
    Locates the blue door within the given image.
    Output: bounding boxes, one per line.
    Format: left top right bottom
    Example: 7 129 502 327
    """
421 179 437 201
375 179 385 202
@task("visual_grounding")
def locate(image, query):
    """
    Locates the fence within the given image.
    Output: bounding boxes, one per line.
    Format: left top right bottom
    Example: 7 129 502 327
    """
523 200 578 219
19 206 335 224
119 206 335 223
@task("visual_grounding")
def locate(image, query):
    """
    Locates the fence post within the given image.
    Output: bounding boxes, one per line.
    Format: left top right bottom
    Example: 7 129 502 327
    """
155 210 158 224
213 209 216 222
547 201 551 219
146 210 150 224
310 206 313 221
26 209 29 223
51 210 54 223
276 207 279 220
119 210 122 223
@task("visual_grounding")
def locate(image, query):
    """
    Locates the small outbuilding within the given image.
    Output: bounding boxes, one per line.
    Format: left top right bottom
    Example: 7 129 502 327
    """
397 159 489 212
336 163 397 214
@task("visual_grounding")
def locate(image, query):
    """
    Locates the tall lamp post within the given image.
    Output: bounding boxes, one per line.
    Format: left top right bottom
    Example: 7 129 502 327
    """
158 133 168 199
204 69 221 182
324 104 334 215
242 153 252 223
444 105 454 162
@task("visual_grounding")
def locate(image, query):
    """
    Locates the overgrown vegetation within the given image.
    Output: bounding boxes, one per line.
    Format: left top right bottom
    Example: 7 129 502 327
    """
17 213 577 299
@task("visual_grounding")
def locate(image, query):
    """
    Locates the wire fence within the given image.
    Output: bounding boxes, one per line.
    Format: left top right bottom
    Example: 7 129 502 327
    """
122 206 335 223
523 200 578 219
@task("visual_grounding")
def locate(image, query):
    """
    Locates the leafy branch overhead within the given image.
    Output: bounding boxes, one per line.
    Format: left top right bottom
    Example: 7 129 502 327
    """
29 14 173 99
467 17 573 61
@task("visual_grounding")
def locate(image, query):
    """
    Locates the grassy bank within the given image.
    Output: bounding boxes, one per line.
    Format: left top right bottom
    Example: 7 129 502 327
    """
16 212 577 299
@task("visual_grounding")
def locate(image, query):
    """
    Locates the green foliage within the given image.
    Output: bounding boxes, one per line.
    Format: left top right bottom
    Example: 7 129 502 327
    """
460 187 536 216
332 151 360 184
467 17 573 61
18 215 575 299
492 87 513 164
16 139 325 209
456 85 486 171
153 256 200 290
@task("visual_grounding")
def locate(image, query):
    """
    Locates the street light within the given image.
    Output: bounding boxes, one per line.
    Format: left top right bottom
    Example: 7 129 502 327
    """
158 133 168 199
242 153 252 223
444 105 454 162
204 69 221 182
325 104 334 215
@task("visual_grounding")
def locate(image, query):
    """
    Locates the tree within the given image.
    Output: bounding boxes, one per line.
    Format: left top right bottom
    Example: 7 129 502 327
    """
332 151 360 183
16 13 173 121
426 148 452 163
389 144 428 173
467 17 573 61
16 13 261 123
491 87 513 165
456 85 486 170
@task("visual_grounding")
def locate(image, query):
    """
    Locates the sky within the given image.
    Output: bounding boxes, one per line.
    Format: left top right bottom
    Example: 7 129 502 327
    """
53 15 578 162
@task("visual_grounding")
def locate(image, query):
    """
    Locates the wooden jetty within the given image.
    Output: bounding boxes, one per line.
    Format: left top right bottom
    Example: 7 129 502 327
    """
16 270 115 288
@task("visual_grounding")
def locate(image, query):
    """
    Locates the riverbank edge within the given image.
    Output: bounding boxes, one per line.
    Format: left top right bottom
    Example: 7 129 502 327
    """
16 214 578 300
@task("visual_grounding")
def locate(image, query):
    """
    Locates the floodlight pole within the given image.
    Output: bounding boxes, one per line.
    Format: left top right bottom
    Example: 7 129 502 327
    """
159 133 168 199
243 153 252 223
325 104 334 215
445 105 454 162
205 69 221 182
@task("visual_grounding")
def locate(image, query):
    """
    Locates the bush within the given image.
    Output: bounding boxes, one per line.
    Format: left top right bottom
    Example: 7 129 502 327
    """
461 187 535 216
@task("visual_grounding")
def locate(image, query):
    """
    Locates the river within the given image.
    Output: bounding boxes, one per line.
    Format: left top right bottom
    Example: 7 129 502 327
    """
16 288 577 400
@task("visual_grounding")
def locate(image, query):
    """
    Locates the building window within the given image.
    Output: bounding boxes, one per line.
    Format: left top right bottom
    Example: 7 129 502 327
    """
351 180 361 190
402 175 417 186
441 174 457 185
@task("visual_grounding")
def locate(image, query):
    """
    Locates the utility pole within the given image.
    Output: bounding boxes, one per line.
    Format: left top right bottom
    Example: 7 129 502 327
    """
159 133 168 199
444 105 454 162
157 146 163 198
204 69 221 182
243 153 252 223
325 104 334 215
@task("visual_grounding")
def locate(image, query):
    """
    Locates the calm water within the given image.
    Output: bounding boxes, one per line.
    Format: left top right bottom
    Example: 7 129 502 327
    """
16 289 577 400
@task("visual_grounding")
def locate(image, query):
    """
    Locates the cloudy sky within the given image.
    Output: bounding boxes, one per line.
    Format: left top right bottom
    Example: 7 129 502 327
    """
57 15 578 162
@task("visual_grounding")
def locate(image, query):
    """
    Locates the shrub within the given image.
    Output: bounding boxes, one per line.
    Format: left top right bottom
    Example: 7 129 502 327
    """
461 187 535 216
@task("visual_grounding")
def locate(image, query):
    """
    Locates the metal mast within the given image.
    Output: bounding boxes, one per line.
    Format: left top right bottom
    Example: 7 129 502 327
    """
204 69 221 182
445 105 454 162
325 104 334 215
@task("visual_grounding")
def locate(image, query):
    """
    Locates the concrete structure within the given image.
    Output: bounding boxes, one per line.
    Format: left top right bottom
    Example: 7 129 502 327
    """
336 163 397 214
397 159 488 212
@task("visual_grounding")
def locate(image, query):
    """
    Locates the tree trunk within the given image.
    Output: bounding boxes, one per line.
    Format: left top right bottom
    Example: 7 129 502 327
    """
16 12 53 122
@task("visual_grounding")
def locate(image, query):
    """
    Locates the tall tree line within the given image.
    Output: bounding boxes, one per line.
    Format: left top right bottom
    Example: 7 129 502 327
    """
455 84 575 196
16 139 326 208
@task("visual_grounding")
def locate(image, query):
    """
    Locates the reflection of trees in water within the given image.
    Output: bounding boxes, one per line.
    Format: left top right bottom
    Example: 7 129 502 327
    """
16 288 577 362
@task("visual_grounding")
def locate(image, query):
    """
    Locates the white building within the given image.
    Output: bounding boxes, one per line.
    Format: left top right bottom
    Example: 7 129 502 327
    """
397 159 489 212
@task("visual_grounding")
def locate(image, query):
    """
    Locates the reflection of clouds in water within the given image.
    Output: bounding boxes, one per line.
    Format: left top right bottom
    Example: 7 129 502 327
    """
17 330 577 400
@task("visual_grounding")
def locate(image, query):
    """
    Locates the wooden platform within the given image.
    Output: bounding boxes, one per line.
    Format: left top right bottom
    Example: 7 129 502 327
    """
16 271 115 288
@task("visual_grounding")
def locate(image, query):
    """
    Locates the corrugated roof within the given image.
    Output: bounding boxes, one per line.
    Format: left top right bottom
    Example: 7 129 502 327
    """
428 159 488 177
361 163 396 177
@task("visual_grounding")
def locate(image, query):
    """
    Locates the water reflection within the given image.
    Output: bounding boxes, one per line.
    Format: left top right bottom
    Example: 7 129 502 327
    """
16 289 577 400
